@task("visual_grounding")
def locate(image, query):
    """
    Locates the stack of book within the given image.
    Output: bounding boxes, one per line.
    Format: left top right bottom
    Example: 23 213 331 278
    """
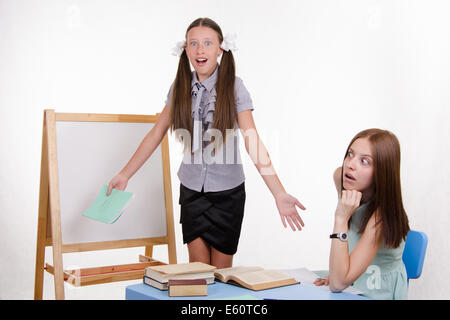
143 262 216 292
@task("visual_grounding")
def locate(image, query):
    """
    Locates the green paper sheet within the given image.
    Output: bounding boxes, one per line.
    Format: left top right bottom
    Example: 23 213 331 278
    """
82 184 134 224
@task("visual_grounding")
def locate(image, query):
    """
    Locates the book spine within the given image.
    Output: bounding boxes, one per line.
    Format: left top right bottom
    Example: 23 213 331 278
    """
143 276 168 290
168 281 207 297
168 279 207 286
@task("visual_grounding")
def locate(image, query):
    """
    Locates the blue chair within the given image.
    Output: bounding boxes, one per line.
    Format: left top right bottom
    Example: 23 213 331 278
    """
402 230 428 281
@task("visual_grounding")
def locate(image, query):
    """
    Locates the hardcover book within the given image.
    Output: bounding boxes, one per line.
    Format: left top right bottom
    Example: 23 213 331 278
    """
144 262 216 287
168 279 207 297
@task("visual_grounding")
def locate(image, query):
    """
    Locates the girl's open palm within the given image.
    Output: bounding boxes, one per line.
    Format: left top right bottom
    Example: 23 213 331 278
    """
275 192 306 231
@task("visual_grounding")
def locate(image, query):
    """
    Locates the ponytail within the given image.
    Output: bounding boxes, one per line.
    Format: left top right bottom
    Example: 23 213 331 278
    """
170 49 193 139
215 49 236 142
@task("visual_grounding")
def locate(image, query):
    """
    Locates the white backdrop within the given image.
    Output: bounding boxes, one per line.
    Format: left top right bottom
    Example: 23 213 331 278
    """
1 0 449 299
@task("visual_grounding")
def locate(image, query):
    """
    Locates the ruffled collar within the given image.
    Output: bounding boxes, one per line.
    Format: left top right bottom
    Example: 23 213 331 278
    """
191 66 219 93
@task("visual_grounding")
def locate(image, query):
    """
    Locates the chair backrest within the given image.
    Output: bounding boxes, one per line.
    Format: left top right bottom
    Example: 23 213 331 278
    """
402 230 428 280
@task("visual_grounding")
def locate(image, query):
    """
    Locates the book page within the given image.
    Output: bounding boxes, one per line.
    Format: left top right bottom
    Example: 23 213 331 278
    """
215 266 263 281
236 270 292 286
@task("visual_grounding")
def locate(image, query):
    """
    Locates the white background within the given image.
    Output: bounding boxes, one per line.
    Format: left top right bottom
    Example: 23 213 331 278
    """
1 0 449 299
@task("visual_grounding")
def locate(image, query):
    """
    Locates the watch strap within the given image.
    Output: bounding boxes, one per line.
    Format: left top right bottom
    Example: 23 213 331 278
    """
330 232 348 241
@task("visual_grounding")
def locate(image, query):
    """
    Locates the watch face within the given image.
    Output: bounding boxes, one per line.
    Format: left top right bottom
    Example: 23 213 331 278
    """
341 233 347 240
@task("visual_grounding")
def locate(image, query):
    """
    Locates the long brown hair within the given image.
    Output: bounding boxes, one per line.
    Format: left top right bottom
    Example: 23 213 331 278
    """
341 128 410 248
170 17 236 143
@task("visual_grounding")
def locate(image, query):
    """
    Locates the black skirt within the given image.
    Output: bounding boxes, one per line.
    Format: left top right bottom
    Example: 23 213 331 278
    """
179 183 246 255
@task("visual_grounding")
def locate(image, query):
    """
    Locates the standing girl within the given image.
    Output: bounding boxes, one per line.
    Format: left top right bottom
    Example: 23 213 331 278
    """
107 18 306 268
314 128 410 299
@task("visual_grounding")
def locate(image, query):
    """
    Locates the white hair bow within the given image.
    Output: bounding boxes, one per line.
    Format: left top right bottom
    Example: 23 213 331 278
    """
171 40 186 57
221 33 238 52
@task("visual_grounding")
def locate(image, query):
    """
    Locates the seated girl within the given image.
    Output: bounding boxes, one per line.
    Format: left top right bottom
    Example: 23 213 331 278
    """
314 128 410 300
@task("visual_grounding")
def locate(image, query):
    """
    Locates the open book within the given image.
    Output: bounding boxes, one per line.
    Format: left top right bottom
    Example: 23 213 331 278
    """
82 184 134 224
214 266 299 291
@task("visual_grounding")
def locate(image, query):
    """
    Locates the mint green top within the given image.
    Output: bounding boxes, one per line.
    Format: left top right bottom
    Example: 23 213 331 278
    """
348 202 408 300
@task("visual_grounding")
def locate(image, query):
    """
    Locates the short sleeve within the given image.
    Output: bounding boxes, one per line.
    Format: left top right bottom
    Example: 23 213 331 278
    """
234 77 254 113
165 83 174 107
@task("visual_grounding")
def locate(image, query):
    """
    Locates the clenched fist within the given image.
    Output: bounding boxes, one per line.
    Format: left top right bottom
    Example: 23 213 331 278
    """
335 189 362 222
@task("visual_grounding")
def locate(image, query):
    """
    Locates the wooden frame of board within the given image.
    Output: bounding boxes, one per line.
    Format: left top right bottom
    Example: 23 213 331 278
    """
34 109 177 300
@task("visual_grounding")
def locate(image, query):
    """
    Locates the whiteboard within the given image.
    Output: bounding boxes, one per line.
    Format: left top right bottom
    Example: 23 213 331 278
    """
55 121 167 244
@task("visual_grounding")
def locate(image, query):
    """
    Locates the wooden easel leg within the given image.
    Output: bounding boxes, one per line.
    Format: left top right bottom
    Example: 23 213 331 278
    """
161 134 177 264
51 237 65 300
168 241 177 264
34 242 46 299
35 111 50 300
45 110 65 300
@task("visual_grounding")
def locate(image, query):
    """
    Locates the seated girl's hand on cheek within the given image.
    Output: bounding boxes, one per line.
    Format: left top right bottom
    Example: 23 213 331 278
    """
335 189 362 222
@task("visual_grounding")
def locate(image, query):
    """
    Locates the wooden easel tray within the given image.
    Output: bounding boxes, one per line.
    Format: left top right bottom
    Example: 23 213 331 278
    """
44 255 166 287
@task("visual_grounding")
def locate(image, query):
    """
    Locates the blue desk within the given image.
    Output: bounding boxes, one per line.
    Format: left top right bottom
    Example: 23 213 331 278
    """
126 282 370 300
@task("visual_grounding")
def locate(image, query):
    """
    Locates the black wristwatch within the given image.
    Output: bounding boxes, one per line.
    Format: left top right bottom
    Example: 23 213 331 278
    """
330 232 348 242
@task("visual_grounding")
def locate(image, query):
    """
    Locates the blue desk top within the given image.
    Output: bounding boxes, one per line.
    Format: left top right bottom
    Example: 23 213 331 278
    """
126 281 370 300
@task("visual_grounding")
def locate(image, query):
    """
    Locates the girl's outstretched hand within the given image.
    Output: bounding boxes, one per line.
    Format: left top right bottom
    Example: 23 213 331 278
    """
275 192 306 231
106 173 129 196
